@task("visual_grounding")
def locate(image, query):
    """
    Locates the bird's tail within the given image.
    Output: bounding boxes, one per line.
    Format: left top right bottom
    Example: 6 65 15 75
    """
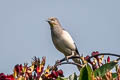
72 49 81 71
72 58 81 71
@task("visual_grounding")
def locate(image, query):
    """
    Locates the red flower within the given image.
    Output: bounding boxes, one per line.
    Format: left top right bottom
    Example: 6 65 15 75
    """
0 73 6 80
107 56 110 63
0 73 15 80
84 55 93 65
20 64 23 71
6 75 15 80
92 51 99 60
92 51 99 56
36 65 44 79
15 64 21 74
14 64 23 77
51 70 59 78
84 55 90 60
57 69 64 77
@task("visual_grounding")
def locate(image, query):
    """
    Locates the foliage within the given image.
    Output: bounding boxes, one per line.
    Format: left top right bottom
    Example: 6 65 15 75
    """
0 57 63 80
0 51 120 80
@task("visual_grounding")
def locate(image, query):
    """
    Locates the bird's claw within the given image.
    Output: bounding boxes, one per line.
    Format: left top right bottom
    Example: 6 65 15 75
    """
65 56 69 62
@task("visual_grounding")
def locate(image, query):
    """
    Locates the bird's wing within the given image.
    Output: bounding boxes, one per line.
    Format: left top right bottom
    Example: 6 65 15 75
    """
74 43 80 55
61 30 76 50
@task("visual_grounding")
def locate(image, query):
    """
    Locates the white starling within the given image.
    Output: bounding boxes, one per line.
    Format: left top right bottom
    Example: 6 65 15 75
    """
47 17 81 70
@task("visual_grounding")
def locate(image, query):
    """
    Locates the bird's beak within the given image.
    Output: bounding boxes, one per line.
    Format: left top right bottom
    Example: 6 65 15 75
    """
46 20 51 23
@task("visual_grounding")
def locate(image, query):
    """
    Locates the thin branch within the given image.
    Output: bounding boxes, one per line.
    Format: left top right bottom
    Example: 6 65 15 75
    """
54 53 120 67
56 61 82 68
60 53 120 62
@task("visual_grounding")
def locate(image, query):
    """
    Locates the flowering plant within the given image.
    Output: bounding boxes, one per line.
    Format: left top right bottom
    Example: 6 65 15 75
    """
0 51 120 80
0 57 63 80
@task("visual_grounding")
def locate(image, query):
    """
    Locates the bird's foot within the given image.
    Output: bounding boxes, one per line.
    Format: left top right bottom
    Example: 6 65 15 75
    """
65 56 69 62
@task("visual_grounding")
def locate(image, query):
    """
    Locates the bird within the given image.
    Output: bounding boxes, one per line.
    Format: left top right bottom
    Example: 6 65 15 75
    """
47 17 81 70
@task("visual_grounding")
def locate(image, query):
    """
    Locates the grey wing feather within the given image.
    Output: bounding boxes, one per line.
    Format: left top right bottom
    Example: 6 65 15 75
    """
74 43 80 56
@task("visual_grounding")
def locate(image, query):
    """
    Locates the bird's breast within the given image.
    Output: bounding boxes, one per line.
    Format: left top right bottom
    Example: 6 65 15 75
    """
51 32 76 56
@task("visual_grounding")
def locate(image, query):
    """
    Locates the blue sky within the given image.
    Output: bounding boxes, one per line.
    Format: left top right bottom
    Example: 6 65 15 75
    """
0 0 120 76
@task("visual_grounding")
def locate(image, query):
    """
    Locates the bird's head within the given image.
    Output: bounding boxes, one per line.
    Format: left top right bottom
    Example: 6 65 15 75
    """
47 17 60 28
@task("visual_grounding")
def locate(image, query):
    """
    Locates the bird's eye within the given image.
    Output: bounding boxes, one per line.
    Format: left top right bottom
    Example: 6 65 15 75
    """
51 19 55 21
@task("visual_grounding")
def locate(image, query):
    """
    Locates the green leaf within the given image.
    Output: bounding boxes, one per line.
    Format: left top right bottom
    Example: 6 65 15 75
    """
57 73 78 80
79 64 93 80
102 73 118 79
57 77 68 80
94 61 118 77
68 73 77 80
112 73 117 78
